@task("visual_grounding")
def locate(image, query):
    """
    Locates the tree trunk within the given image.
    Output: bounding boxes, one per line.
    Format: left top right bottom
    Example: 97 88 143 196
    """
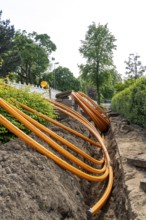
20 75 23 84
96 61 100 104
97 86 100 104
26 64 29 85
28 65 31 84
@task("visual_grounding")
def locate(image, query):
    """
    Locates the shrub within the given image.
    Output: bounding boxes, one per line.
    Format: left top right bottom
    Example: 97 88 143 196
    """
0 83 56 143
111 77 146 128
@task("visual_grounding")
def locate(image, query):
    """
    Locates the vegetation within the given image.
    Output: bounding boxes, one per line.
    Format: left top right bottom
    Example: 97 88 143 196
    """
111 77 146 128
79 22 118 104
14 31 56 84
0 11 81 91
41 66 80 91
114 78 136 93
0 82 56 144
79 67 121 102
1 12 120 96
114 54 146 94
0 11 56 85
125 53 146 79
0 11 20 77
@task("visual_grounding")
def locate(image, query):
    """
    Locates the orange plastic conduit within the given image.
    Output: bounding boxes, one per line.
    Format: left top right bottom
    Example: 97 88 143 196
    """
45 98 111 164
78 91 110 123
0 114 110 183
87 165 113 216
73 92 110 126
7 97 113 216
46 99 97 131
50 104 101 133
71 92 109 132
71 93 107 132
11 98 102 148
11 104 104 166
0 99 107 176
46 99 108 146
44 96 114 214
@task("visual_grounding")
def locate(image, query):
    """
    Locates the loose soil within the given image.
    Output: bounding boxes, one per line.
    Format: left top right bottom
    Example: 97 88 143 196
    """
0 115 146 220
109 115 146 220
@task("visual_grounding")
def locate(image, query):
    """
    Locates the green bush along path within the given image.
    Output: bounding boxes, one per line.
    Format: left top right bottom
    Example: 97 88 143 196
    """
111 77 146 128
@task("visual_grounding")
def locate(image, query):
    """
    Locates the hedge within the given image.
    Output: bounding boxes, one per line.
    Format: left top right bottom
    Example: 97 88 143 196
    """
111 77 146 128
0 83 56 143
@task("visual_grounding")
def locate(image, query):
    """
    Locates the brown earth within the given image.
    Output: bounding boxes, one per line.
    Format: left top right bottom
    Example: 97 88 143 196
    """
109 115 146 220
0 115 146 220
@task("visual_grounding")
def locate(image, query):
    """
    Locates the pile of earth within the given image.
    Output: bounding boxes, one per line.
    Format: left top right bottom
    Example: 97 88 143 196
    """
1 114 145 220
0 117 115 220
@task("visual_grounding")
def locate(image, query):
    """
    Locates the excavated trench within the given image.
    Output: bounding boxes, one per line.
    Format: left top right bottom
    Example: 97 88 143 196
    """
108 115 146 220
0 97 146 220
87 117 132 220
99 123 132 220
94 114 146 220
0 115 136 220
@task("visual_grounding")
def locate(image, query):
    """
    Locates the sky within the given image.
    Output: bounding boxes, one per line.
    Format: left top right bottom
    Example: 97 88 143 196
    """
1 0 146 78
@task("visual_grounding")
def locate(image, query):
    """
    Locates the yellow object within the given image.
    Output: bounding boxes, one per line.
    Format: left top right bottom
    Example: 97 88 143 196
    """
40 81 48 88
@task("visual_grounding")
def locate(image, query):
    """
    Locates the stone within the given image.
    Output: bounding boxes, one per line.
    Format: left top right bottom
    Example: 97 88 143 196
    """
127 154 146 168
140 179 146 192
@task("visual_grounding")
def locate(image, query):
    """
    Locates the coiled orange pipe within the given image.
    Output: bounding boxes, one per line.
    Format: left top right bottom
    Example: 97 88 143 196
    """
0 98 108 181
11 98 101 148
0 93 114 216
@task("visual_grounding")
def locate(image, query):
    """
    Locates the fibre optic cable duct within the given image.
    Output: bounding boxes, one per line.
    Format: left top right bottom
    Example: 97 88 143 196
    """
0 93 113 217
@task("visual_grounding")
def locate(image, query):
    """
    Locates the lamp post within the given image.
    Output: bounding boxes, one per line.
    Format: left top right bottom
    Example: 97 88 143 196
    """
53 62 59 89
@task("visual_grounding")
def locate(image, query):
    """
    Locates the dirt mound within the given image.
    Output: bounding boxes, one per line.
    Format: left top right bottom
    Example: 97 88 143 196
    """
0 118 104 220
1 115 145 220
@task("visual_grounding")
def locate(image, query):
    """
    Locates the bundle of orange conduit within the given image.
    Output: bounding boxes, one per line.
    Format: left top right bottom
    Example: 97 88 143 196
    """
0 91 113 218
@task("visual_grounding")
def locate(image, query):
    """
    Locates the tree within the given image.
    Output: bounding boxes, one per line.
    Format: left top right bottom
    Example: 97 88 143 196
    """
78 74 92 94
0 11 20 77
14 30 56 84
100 68 121 100
79 22 117 104
87 87 97 100
79 68 121 101
125 53 146 79
41 66 80 91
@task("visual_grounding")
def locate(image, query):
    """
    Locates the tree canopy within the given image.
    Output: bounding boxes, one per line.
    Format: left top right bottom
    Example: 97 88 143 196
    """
79 22 117 103
125 53 146 79
41 66 80 91
14 30 56 84
0 11 20 77
0 11 57 84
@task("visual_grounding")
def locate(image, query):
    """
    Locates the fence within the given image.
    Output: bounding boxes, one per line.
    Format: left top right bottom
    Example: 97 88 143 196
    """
8 81 61 100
